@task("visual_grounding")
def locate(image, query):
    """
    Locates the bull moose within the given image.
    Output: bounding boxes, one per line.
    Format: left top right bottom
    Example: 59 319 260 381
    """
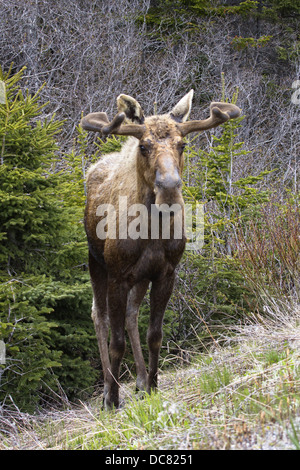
81 90 241 409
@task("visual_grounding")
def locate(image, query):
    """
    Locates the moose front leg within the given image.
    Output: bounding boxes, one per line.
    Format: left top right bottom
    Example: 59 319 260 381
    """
106 280 128 409
147 272 175 392
126 280 150 393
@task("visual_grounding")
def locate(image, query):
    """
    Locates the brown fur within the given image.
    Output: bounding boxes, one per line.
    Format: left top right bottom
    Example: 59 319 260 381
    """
82 91 241 409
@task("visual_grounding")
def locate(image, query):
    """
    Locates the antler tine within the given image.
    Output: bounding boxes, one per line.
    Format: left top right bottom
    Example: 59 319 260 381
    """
80 111 145 139
178 102 241 137
80 112 110 132
101 112 126 135
103 113 146 138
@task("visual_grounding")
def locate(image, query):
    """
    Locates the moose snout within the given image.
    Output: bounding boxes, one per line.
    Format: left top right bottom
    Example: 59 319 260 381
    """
155 169 182 190
154 168 183 209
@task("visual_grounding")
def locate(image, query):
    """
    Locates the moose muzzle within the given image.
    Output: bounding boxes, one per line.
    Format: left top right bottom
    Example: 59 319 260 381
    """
154 164 183 209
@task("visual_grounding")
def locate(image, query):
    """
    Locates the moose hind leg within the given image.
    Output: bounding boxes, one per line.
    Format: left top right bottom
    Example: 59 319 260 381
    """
147 273 175 392
126 280 149 393
91 298 111 404
88 253 111 407
106 280 128 409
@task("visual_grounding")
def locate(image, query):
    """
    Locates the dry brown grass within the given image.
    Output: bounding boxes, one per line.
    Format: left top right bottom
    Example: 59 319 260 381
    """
1 302 299 450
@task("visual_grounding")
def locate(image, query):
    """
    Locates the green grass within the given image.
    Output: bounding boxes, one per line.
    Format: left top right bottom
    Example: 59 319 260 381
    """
1 309 300 450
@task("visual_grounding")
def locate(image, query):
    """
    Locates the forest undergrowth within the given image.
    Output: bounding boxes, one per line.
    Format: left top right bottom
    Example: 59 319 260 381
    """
1 302 299 450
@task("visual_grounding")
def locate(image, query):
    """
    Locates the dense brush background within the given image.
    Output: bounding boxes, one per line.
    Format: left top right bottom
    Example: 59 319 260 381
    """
0 0 299 449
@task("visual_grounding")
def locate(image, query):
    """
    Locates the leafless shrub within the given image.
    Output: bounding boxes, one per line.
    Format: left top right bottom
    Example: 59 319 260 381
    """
234 199 300 311
0 0 298 189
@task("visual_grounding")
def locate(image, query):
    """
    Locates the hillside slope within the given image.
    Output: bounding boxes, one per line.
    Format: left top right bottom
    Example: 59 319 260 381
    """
1 307 299 450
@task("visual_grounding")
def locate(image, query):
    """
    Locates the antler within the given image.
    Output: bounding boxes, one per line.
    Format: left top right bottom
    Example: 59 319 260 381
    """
178 102 241 137
80 111 145 139
80 100 241 138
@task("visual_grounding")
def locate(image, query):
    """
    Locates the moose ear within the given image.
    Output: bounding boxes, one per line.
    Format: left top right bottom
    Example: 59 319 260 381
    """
170 89 194 123
117 94 145 124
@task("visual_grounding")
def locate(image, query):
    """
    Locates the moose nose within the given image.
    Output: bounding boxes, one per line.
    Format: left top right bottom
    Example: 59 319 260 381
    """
155 169 182 190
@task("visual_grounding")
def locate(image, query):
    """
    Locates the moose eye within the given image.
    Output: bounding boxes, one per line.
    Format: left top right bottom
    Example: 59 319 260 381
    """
139 144 148 156
179 142 187 154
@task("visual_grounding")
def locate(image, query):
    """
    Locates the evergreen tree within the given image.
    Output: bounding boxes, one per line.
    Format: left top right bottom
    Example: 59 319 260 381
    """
0 66 97 411
181 87 272 326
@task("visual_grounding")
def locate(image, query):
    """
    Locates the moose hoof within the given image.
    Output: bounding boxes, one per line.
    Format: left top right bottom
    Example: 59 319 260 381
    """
102 395 119 411
135 376 147 394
